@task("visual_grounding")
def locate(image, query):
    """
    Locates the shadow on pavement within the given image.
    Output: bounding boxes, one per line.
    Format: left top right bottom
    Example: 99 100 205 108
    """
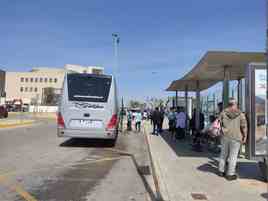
160 130 217 158
261 193 268 199
60 138 115 148
160 130 265 182
197 157 219 176
197 155 265 182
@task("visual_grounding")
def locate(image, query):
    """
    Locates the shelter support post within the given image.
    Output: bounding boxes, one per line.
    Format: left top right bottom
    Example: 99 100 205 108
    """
185 85 188 133
175 91 178 107
223 65 231 108
237 78 243 110
206 95 209 117
213 93 216 116
231 89 235 98
195 81 200 131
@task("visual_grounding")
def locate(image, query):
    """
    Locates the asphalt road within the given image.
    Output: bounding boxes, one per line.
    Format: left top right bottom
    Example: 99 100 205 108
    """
0 120 152 201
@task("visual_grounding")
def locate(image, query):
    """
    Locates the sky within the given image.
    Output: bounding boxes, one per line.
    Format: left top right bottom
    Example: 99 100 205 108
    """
0 0 266 102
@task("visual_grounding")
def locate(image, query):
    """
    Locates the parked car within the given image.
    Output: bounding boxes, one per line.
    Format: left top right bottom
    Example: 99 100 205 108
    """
22 104 29 112
0 106 8 118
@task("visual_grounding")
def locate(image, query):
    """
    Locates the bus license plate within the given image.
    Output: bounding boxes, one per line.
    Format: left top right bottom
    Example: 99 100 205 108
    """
70 120 102 129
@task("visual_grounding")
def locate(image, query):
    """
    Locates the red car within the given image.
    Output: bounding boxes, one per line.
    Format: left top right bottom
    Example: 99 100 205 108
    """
0 106 8 118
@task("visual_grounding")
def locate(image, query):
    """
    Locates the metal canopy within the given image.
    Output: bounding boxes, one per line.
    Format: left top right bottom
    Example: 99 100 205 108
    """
167 51 265 92
166 80 218 91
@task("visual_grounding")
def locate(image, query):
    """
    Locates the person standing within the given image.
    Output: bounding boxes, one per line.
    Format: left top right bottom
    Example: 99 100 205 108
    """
168 107 176 140
190 109 205 144
135 112 142 132
159 107 165 133
175 107 187 139
218 98 248 181
149 110 153 125
152 107 161 135
127 110 132 131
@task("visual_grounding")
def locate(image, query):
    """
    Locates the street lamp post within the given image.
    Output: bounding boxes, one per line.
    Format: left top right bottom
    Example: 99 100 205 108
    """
112 33 123 131
112 33 120 77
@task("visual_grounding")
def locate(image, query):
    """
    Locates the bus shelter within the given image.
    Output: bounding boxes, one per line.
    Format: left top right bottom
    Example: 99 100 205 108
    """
166 51 267 164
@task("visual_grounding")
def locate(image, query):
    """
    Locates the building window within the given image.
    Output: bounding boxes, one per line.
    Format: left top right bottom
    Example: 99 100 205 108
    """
34 87 38 92
40 78 43 83
44 78 48 83
49 78 53 83
30 87 33 92
25 78 28 83
20 87 23 92
30 78 33 82
35 78 38 82
54 78 58 83
21 78 24 82
25 87 28 92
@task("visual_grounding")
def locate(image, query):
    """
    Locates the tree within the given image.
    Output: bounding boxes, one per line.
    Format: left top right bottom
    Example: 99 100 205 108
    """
146 97 167 109
42 87 56 106
128 100 146 110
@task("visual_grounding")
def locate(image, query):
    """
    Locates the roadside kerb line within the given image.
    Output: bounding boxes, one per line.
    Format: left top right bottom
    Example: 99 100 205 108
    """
79 156 125 164
0 174 38 201
105 143 160 201
0 121 35 129
143 122 164 201
0 171 16 178
104 148 133 156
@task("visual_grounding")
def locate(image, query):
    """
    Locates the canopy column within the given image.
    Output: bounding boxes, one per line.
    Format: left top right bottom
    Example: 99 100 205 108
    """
213 93 216 116
237 78 243 110
223 65 231 108
175 90 178 107
185 85 188 132
195 81 200 131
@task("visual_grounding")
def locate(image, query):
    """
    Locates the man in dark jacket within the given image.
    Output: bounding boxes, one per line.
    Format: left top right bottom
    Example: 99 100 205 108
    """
218 98 247 181
190 109 205 145
159 107 165 133
152 107 162 135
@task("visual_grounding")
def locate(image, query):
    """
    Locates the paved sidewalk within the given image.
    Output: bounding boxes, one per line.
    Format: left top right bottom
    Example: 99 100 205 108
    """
144 122 267 201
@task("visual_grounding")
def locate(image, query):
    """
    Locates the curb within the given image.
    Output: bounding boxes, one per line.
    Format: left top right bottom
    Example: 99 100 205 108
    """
143 122 169 201
0 121 35 129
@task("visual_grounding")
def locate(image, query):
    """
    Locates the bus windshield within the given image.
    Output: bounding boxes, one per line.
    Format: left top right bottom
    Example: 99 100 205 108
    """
67 74 112 102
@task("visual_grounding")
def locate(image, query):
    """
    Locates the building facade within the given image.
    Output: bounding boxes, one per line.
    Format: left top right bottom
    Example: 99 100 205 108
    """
4 65 104 104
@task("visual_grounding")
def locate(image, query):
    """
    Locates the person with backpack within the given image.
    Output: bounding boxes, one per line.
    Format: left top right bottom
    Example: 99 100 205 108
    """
218 98 248 181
